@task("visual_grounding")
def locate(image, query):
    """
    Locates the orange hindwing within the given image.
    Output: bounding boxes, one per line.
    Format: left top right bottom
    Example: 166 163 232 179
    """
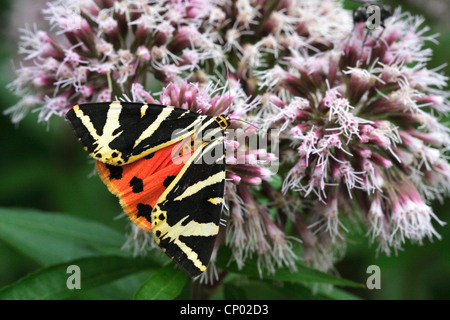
96 138 194 232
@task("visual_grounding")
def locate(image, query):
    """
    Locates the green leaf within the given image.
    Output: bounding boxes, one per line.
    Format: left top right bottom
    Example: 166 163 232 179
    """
317 286 361 300
272 281 362 300
0 255 160 300
223 282 248 300
134 264 187 300
342 0 359 10
216 247 363 288
0 207 126 265
70 270 156 300
225 280 295 300
268 174 283 190
224 279 361 300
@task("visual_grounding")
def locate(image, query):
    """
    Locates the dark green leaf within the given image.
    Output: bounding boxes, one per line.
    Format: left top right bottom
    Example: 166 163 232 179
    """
342 0 360 10
223 282 248 300
224 278 361 300
134 264 187 300
317 286 361 300
70 270 156 300
226 280 295 300
216 246 362 288
0 208 126 264
0 255 160 300
273 281 362 300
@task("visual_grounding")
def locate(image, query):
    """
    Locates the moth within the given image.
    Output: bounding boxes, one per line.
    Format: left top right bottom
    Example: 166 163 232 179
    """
66 101 229 278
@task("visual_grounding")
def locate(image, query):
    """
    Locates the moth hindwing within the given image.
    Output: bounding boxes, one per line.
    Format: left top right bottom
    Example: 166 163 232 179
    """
66 101 229 277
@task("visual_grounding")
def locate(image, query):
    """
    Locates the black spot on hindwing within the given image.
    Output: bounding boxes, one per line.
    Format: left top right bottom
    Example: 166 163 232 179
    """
129 176 144 193
106 164 123 180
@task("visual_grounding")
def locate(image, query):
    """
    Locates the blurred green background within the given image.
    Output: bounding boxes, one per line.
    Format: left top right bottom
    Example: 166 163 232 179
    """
0 0 448 299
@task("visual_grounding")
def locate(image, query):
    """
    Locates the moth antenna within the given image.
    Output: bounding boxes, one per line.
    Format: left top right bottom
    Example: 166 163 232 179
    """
228 117 259 130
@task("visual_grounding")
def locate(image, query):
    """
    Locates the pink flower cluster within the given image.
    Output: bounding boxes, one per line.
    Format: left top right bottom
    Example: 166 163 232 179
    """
265 10 449 266
5 0 449 277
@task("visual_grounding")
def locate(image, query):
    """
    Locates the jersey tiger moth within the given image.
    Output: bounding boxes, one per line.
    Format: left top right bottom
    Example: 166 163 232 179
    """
66 101 229 278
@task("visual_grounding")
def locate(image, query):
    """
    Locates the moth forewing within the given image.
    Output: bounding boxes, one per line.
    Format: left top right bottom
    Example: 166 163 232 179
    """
151 136 226 277
66 101 206 165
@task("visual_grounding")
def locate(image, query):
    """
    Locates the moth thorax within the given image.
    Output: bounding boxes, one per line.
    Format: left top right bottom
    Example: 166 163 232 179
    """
215 115 230 130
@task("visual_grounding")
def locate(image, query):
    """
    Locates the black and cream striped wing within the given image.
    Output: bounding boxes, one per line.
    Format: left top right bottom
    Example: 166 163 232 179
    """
65 101 209 165
150 132 226 278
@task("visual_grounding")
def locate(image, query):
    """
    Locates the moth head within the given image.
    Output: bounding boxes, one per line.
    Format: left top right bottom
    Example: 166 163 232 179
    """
215 115 230 130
